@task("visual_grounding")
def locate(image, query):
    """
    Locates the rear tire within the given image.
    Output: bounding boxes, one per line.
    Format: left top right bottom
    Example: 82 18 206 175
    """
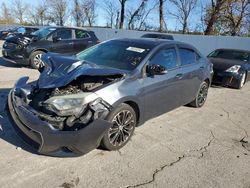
189 81 209 108
235 72 246 89
30 51 45 69
100 103 136 151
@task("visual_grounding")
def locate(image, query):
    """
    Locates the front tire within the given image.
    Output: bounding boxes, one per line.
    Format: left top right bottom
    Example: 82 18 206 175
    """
235 72 246 89
100 103 136 151
189 81 209 108
30 51 45 69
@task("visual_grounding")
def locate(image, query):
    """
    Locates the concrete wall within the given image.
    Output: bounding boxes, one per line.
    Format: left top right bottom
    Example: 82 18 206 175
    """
88 27 250 56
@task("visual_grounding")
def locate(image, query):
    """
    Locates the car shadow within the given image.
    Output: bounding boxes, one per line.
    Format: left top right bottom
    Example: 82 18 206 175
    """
0 88 37 154
0 57 24 68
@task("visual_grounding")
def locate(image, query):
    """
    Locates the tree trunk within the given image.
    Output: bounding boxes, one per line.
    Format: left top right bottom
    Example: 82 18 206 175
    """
119 0 125 29
159 0 164 32
182 19 187 34
204 0 225 35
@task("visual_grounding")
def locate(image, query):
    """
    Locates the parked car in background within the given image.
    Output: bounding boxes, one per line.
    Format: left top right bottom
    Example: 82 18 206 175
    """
7 38 212 156
141 33 174 40
0 26 38 40
2 26 99 69
208 48 250 89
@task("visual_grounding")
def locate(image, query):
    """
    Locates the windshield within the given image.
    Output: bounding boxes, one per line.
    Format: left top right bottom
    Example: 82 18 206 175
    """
76 40 152 71
32 27 56 40
208 50 249 62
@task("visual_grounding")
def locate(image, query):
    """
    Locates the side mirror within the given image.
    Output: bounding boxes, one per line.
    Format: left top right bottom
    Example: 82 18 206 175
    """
146 64 167 76
52 36 61 42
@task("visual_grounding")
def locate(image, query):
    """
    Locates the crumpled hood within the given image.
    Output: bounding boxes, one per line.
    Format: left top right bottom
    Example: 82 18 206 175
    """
38 53 127 89
208 57 245 71
5 34 33 46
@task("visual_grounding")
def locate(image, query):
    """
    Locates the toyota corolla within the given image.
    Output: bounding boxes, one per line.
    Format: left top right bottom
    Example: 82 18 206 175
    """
7 38 213 156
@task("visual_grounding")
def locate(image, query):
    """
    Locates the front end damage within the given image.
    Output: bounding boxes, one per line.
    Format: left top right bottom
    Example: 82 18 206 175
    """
7 66 124 156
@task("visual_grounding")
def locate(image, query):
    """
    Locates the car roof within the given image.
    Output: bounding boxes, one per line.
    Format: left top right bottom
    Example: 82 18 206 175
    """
215 48 250 53
113 38 191 48
45 26 89 31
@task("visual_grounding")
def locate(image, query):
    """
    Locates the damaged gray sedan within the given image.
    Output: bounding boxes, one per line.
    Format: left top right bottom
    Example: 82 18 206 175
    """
7 38 213 156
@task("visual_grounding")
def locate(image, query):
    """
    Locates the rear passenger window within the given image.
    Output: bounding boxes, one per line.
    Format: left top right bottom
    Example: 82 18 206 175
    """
149 48 177 70
75 29 89 39
56 29 72 40
179 48 196 66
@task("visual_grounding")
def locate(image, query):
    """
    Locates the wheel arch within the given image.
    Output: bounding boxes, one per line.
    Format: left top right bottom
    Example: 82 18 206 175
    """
123 101 140 125
244 70 248 83
204 78 211 86
111 97 142 126
30 48 48 55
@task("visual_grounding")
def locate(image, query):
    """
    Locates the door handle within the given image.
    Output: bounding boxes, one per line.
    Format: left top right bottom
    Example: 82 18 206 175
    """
200 66 204 69
69 42 73 45
175 74 183 79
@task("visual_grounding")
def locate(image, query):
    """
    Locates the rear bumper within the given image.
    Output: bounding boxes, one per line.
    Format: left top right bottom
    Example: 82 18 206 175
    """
212 71 241 88
7 89 111 157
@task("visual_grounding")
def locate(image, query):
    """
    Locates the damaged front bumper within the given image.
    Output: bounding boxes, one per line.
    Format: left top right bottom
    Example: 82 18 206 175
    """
212 71 241 88
7 79 112 157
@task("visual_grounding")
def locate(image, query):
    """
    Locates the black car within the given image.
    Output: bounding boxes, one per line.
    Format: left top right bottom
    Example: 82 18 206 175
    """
0 26 39 40
208 48 250 89
7 38 213 156
2 26 99 69
141 33 174 40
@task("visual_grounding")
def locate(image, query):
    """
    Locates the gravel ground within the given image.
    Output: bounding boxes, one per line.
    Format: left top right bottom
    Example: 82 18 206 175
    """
0 40 249 188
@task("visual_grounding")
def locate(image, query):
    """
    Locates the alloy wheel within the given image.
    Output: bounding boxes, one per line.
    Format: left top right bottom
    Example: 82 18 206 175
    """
33 53 43 68
197 84 208 106
108 110 135 147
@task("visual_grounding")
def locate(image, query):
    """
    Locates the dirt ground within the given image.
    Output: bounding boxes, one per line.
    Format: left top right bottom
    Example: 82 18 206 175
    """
0 40 249 188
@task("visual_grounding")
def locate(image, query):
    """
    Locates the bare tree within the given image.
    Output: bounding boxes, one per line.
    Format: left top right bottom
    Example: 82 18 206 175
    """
1 2 14 24
169 0 198 34
48 0 67 26
29 0 49 26
204 0 226 35
12 0 28 24
118 0 129 29
127 0 148 29
72 0 83 27
104 0 118 28
82 0 97 27
223 0 250 36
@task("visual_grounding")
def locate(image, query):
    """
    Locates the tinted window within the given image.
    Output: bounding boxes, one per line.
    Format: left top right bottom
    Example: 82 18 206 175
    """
75 29 89 39
149 48 177 70
208 50 249 62
17 27 26 34
142 34 174 40
179 48 196 66
56 29 72 40
33 27 56 40
77 40 152 71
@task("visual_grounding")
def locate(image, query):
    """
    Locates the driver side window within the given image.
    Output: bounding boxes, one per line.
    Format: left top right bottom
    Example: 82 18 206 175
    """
53 29 72 40
149 48 177 70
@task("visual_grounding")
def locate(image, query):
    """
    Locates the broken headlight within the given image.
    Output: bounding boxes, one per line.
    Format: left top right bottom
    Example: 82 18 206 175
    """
44 98 86 116
225 65 241 73
43 93 99 117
